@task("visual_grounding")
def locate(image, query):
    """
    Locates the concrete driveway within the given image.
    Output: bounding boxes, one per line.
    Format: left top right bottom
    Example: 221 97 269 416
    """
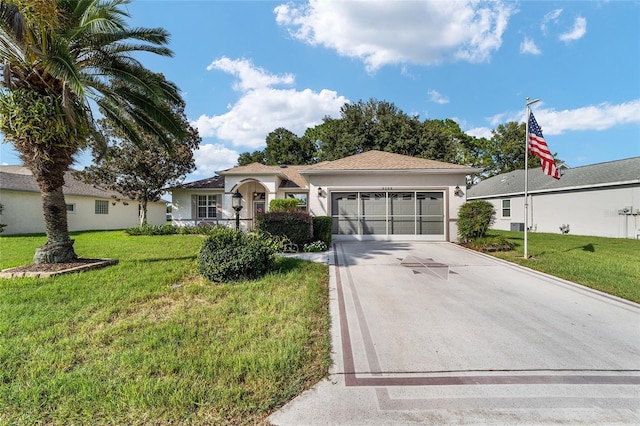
270 241 640 425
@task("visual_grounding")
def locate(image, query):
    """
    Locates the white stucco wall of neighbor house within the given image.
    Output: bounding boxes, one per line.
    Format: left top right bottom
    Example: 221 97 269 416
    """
487 185 640 239
0 190 166 235
305 172 469 242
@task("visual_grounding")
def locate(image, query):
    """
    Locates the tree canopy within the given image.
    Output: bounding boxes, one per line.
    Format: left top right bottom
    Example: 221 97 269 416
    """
235 98 550 181
76 103 201 225
0 0 187 262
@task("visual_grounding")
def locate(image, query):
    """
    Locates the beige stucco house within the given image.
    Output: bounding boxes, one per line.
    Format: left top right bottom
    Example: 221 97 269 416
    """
0 166 167 235
170 150 480 242
467 157 640 239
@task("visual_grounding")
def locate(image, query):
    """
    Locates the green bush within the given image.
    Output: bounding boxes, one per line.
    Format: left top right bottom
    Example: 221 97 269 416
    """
303 240 327 252
256 211 313 249
312 216 332 247
176 223 226 235
198 227 277 283
125 223 176 235
466 235 515 252
457 200 496 242
269 198 300 212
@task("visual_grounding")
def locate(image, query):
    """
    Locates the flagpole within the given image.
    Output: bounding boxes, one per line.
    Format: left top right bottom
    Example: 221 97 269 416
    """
524 97 540 259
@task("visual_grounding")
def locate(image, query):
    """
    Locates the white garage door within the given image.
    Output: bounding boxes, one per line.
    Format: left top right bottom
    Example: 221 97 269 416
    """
331 191 445 240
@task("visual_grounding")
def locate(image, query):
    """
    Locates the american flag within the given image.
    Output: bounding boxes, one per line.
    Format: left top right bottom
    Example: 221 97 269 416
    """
528 112 560 179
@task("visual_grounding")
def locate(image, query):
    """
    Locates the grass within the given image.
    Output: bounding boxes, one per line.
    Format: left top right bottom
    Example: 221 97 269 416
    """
0 231 331 425
476 230 640 303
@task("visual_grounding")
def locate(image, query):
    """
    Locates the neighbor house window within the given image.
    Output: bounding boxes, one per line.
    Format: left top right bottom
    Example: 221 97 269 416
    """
66 204 76 214
286 193 307 211
502 199 511 217
197 195 217 219
95 200 109 215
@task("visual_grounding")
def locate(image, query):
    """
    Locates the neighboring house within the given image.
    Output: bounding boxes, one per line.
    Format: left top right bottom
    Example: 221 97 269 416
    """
467 157 640 239
0 165 167 235
170 150 480 242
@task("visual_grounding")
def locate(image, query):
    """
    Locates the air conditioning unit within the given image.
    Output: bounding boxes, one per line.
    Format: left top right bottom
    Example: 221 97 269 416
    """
618 206 632 215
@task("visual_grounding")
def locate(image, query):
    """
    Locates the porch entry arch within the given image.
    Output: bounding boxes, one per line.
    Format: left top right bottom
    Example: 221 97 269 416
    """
232 179 270 230
331 191 445 240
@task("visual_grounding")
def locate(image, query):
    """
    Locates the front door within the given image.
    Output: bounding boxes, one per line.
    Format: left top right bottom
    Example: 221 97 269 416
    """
253 192 266 229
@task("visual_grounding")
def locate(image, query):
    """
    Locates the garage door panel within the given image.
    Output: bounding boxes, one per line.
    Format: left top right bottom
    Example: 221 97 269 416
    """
331 191 445 239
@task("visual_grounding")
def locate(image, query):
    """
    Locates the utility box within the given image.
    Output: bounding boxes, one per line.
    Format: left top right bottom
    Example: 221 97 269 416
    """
510 222 525 231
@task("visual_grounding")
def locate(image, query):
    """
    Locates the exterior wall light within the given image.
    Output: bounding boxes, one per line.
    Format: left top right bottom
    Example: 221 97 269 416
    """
317 187 323 197
454 185 464 197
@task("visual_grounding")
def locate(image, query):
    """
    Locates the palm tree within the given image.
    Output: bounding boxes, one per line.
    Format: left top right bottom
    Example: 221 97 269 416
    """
0 0 186 263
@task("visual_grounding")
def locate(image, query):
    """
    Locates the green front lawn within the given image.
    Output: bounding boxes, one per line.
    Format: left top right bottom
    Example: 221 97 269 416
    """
478 230 640 303
0 231 331 425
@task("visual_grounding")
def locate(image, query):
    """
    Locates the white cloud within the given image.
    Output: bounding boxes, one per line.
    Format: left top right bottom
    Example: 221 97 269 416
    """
494 99 640 135
536 100 639 135
465 127 492 139
541 8 562 34
274 0 516 72
206 57 294 91
191 143 239 178
520 37 541 55
559 16 587 42
428 89 450 104
195 57 349 149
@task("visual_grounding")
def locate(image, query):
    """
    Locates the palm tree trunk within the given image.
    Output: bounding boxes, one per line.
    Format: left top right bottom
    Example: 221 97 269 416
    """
33 184 77 264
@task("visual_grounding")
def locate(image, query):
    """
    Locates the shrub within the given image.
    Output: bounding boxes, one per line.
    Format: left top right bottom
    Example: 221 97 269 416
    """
312 216 332 247
466 235 515 252
269 198 300 212
457 200 496 242
303 240 327 253
256 211 313 249
198 227 277 283
176 223 225 235
125 223 176 235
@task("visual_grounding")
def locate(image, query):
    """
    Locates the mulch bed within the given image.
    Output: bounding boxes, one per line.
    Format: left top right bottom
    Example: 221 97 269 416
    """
0 258 118 278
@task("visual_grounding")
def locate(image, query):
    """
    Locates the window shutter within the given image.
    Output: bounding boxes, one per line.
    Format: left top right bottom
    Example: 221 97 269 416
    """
191 195 198 219
216 194 222 218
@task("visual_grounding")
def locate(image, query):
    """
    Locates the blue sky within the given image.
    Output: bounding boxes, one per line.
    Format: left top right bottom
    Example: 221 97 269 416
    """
1 0 639 181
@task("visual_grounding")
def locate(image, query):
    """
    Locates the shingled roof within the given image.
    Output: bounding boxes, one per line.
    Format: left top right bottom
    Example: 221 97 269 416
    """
300 150 479 173
0 166 125 198
467 157 640 199
170 175 224 190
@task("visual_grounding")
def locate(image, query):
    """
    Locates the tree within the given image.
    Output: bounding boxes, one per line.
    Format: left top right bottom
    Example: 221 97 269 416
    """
76 104 200 225
0 1 186 263
237 150 266 166
481 122 542 178
263 127 316 165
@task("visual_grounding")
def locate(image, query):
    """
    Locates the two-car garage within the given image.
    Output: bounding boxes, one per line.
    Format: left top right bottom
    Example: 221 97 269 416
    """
330 191 446 241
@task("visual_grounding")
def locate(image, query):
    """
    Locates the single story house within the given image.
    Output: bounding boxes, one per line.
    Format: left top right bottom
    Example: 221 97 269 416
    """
0 165 167 235
170 150 480 242
467 157 640 239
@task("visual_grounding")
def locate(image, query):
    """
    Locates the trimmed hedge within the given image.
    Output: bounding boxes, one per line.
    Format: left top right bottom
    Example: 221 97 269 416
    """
312 216 332 247
198 227 276 283
269 198 299 212
256 211 313 249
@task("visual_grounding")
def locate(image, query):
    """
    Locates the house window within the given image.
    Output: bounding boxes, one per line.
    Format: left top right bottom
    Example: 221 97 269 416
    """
286 193 308 211
95 200 109 215
197 195 217 219
502 199 511 217
66 204 76 214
